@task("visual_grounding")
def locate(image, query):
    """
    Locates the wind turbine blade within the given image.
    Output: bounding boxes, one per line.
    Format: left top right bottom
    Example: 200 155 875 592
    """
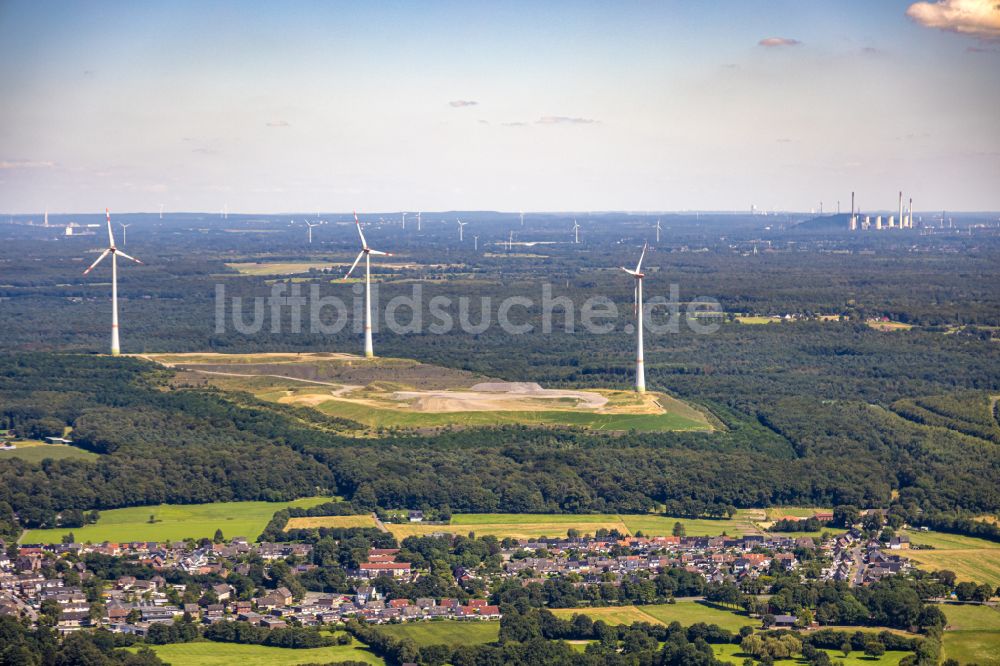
106 209 116 247
353 210 368 248
83 249 111 275
635 244 647 273
345 251 365 278
116 250 143 265
367 249 391 256
621 267 636 275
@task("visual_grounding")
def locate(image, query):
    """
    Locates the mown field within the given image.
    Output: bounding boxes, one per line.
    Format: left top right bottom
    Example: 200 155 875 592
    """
24 497 329 544
901 529 1000 587
285 514 377 530
137 640 383 666
941 603 1000 665
551 600 753 632
379 620 499 646
0 439 99 463
385 511 762 540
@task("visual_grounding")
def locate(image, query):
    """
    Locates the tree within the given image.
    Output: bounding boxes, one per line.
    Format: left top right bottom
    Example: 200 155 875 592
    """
833 505 860 528
840 641 851 657
214 528 224 544
863 639 885 658
672 521 686 537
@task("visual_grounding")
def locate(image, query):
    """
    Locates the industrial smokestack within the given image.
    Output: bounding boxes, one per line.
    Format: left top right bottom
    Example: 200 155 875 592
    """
908 197 913 228
898 191 903 231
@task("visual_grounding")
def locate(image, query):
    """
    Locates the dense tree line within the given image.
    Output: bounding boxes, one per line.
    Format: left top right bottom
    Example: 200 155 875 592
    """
0 616 165 666
1 352 999 542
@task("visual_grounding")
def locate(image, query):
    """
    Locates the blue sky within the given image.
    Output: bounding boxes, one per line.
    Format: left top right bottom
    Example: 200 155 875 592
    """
1 0 998 213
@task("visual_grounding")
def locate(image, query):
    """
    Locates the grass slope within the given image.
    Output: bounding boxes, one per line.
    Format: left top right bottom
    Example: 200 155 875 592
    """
25 497 329 544
138 640 383 666
379 620 499 647
901 529 1000 587
941 604 1000 665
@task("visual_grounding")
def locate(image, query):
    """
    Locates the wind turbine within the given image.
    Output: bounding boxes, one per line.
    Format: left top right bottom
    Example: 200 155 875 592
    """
655 219 661 243
118 222 131 246
82 209 144 357
508 230 514 251
159 204 164 220
473 235 479 251
402 212 407 230
457 219 467 241
621 244 648 393
416 211 422 232
572 220 580 244
305 220 322 244
519 211 524 227
345 211 391 358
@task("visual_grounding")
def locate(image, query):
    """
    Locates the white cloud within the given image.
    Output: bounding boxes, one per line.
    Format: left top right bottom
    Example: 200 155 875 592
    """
448 100 478 107
535 115 598 125
758 37 801 47
906 0 1000 39
266 120 290 127
0 159 55 170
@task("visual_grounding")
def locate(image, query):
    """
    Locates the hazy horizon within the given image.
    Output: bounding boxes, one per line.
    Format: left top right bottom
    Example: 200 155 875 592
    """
2 0 998 213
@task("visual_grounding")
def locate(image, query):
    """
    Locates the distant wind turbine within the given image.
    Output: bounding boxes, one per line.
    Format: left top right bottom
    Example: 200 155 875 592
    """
416 211 422 232
82 209 144 357
508 230 514 251
159 204 164 220
305 220 323 244
118 222 131 246
655 219 661 243
345 211 392 358
457 219 467 241
402 212 407 230
572 220 580 244
622 244 648 393
519 211 524 227
473 235 479 251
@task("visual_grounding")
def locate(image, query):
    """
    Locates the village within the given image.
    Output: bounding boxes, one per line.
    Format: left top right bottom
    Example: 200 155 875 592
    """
0 521 925 638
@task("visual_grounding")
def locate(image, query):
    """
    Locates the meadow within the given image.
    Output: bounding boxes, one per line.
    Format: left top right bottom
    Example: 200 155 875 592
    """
24 497 329 544
0 439 98 463
551 600 753 632
385 511 762 540
136 640 383 666
285 514 377 530
941 603 1000 665
901 529 1000 587
378 620 499 646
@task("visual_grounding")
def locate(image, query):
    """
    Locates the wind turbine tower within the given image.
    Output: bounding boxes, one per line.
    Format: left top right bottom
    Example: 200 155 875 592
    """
402 212 407 230
159 204 164 220
82 209 144 356
457 219 467 241
655 219 661 243
345 211 391 358
622 244 648 393
118 222 131 246
416 211 422 231
473 235 479 251
519 211 524 227
305 220 322 244
573 220 581 244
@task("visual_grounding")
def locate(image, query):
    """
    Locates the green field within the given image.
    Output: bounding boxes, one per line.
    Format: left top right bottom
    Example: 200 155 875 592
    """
713 643 910 665
941 604 1000 665
0 439 98 463
551 600 753 632
379 620 499 646
137 640 383 666
24 497 329 544
901 529 1000 587
387 512 762 540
